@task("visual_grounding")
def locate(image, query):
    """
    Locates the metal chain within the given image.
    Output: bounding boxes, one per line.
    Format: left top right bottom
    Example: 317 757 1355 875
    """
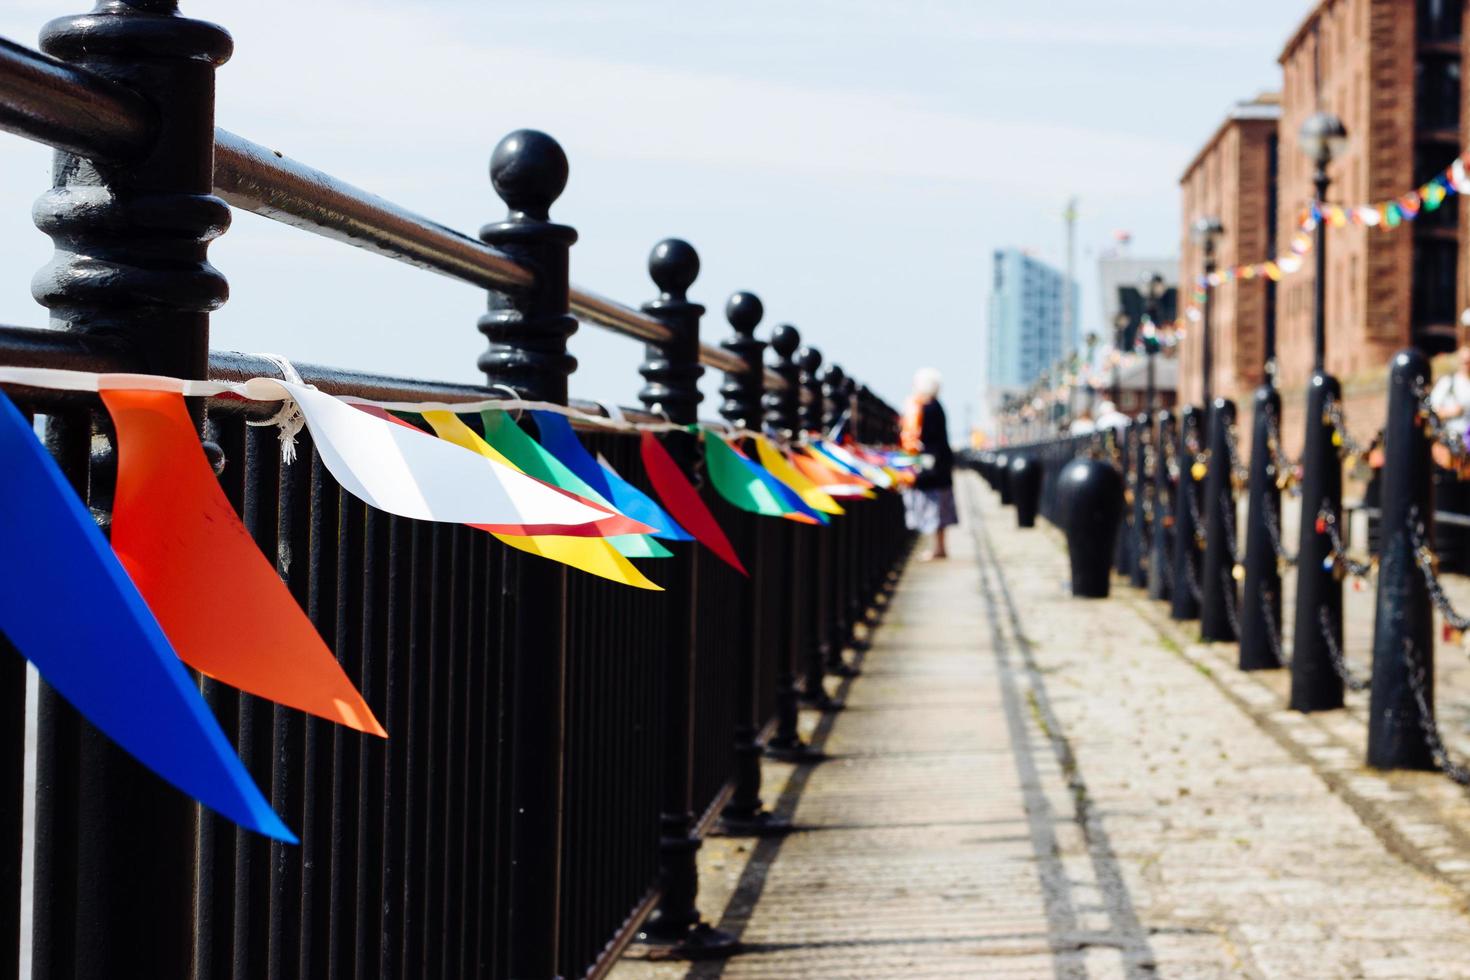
1222 420 1250 488
1414 377 1470 468
1261 399 1301 498
1262 494 1297 566
1409 511 1470 632
1321 392 1379 462
1220 568 1242 637
1318 605 1369 692
1318 504 1374 581
1260 589 1290 667
1402 638 1470 785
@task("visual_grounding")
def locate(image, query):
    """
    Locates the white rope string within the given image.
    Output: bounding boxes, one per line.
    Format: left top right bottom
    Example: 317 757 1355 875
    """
245 353 307 464
0 362 761 439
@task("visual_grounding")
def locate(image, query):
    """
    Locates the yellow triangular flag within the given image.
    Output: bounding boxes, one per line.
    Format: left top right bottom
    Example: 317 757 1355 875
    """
422 411 662 591
754 436 845 516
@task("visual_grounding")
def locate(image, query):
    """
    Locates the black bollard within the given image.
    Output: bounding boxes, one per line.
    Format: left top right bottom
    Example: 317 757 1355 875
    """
997 452 1013 504
1010 454 1042 527
1148 410 1174 602
1289 371 1345 712
1170 406 1203 620
1199 398 1239 642
1239 386 1285 669
1060 458 1125 598
1130 415 1150 588
1368 349 1436 770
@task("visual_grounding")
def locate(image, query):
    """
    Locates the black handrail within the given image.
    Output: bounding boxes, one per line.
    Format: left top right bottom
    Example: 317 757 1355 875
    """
0 35 769 387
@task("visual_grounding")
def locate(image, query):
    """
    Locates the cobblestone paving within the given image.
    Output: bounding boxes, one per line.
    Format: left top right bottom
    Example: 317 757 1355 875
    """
614 472 1470 979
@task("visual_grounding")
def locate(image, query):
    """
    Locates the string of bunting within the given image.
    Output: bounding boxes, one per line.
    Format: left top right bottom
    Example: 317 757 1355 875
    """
1197 149 1470 290
0 362 914 839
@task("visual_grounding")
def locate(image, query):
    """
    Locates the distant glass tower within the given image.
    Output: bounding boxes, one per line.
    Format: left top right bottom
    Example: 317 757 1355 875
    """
986 248 1079 392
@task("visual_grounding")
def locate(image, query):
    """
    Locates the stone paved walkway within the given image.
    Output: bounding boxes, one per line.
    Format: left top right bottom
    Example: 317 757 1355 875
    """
613 471 1470 979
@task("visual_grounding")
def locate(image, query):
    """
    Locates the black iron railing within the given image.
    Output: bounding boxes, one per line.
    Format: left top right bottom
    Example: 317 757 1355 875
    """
0 4 909 979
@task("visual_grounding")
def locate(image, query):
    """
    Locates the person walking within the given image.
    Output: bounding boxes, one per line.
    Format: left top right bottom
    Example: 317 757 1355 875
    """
900 367 957 559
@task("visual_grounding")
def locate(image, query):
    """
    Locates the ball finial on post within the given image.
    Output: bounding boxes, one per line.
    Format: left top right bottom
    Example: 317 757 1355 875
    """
639 238 704 425
770 323 801 359
725 291 764 337
478 129 578 402
764 324 802 434
649 238 700 301
720 291 766 427
489 129 569 220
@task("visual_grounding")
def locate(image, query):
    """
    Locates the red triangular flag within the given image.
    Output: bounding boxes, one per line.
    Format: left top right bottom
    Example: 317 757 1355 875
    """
640 432 747 576
102 389 386 737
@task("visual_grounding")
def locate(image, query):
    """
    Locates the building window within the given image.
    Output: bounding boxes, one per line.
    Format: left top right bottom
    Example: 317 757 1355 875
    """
1419 0 1462 42
1412 237 1458 350
1415 54 1461 130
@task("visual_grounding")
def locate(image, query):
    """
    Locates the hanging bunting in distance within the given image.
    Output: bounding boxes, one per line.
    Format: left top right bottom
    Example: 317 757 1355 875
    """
753 436 845 515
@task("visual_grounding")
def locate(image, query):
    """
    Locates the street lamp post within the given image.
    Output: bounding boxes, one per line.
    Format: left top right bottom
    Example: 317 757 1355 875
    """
1171 221 1219 623
1290 110 1349 711
1111 311 1129 407
1084 332 1100 416
1239 178 1288 669
1195 217 1238 642
1131 275 1165 590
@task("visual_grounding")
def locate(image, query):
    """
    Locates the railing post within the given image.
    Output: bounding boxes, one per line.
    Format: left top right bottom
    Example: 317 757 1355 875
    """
764 325 821 760
1368 349 1436 769
28 4 231 976
820 361 860 677
1239 386 1285 668
717 291 791 835
797 345 843 712
1170 406 1203 620
635 239 739 953
1199 397 1239 642
478 128 577 980
1148 410 1174 602
1289 371 1346 711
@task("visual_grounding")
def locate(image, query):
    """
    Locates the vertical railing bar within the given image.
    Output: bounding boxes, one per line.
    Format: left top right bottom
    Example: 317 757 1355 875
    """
235 425 279 980
352 504 389 980
299 450 339 978
327 488 366 979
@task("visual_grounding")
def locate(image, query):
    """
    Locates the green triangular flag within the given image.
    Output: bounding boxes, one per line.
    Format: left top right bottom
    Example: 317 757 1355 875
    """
479 409 670 557
703 431 793 517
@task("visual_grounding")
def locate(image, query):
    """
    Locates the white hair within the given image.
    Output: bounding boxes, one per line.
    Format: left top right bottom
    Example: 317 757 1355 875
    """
913 367 942 398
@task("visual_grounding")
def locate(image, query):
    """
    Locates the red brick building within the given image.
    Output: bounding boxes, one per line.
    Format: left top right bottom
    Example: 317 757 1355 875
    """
1178 95 1281 411
1177 0 1464 451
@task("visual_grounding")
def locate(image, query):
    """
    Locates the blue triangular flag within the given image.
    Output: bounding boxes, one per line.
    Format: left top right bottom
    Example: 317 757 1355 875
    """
0 390 294 842
531 410 692 541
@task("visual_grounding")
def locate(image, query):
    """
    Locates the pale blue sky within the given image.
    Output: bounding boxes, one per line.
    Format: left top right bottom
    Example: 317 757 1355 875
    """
0 0 1309 426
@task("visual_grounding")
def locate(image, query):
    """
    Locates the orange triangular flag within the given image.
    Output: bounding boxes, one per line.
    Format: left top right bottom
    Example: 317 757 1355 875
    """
101 389 386 736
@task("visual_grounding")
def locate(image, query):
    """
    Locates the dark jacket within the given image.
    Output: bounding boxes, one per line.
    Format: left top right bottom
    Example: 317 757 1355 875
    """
914 399 954 490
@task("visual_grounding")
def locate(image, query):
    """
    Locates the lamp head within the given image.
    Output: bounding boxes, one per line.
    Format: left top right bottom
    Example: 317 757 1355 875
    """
1299 111 1348 165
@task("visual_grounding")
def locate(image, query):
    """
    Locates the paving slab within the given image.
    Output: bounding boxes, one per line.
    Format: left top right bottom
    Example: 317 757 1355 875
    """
612 471 1470 979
